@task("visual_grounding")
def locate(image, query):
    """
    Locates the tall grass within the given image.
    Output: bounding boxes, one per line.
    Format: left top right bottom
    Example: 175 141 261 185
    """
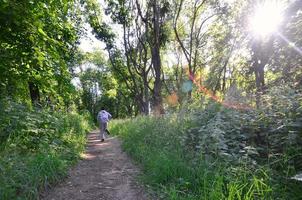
0 101 93 199
110 117 269 199
110 96 302 200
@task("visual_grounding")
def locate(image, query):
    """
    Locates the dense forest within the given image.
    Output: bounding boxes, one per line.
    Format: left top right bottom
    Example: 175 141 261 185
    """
0 0 302 199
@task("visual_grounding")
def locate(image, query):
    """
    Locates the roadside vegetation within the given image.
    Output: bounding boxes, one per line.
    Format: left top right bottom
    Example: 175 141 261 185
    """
1 0 302 199
111 85 302 200
0 101 93 199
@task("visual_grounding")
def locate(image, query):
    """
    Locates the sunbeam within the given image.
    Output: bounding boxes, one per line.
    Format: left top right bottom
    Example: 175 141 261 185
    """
277 32 302 56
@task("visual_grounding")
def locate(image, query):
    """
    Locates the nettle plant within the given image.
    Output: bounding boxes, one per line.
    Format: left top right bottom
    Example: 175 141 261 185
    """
253 86 302 173
182 102 247 161
182 85 302 168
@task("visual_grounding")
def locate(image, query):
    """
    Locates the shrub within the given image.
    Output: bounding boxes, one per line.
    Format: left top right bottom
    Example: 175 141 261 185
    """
0 101 93 199
110 86 302 199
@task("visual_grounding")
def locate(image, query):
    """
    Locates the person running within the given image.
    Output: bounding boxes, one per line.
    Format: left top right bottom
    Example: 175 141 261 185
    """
97 107 112 142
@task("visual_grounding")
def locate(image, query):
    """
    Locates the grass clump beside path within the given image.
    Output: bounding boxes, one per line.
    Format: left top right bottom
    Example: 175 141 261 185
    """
110 101 302 199
110 116 271 200
0 101 94 199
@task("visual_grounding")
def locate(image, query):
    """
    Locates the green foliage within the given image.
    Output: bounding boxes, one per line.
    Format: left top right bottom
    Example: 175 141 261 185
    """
75 50 131 120
110 86 302 199
0 0 301 198
110 116 272 199
0 101 93 199
0 0 81 107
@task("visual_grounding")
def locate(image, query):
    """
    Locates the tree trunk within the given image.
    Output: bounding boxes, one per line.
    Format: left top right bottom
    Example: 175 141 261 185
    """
28 81 40 106
143 75 150 115
252 42 266 108
254 62 265 108
151 0 164 115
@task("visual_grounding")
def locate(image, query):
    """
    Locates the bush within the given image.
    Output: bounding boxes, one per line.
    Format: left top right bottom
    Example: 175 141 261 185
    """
110 86 302 199
0 101 93 199
110 116 271 199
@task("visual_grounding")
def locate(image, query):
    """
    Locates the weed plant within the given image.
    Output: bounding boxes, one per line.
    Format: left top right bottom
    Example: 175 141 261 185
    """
110 86 302 199
0 101 93 199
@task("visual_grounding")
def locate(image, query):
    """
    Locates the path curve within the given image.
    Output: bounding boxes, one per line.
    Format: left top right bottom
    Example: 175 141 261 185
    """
42 131 150 200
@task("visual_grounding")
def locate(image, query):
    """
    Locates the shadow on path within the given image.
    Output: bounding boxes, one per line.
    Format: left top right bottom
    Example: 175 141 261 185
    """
42 131 150 200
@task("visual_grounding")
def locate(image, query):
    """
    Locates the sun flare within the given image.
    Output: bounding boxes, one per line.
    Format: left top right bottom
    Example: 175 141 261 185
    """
250 1 284 37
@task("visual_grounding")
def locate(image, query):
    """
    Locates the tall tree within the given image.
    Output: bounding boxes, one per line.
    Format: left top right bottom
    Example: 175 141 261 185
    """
0 0 81 108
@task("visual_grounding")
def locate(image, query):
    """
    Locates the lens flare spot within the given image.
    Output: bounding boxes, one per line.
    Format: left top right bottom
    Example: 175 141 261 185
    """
182 80 193 93
166 92 179 106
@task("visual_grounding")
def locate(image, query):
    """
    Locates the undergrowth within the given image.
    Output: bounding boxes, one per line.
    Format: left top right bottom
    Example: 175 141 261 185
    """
110 86 302 199
0 101 93 199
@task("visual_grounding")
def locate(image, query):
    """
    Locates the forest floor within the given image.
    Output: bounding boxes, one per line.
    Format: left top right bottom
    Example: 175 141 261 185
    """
41 131 151 200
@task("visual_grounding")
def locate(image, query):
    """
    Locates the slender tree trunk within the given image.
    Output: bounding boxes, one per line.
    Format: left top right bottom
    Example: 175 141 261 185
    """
143 75 150 115
252 42 266 108
222 66 227 92
151 0 164 115
116 91 120 118
254 63 265 108
28 81 40 106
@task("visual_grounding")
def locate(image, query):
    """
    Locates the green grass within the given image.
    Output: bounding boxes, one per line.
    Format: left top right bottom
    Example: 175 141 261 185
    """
110 112 301 200
0 102 94 199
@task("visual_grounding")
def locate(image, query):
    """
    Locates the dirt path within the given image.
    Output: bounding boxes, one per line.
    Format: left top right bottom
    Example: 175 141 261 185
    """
42 131 151 200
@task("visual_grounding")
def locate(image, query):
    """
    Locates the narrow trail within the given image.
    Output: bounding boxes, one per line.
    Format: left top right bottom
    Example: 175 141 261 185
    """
42 131 151 200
